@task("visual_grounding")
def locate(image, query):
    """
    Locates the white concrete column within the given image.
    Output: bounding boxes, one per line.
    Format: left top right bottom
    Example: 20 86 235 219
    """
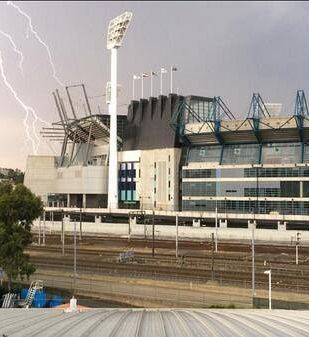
277 221 287 231
67 194 70 207
248 220 257 229
95 216 101 224
82 194 86 208
107 47 119 209
219 219 227 228
192 219 200 227
129 217 137 226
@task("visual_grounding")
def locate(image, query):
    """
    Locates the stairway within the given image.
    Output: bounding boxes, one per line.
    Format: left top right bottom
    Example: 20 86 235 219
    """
23 280 44 309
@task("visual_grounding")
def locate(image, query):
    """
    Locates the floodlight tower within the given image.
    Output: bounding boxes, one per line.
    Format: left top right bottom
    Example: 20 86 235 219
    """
106 12 132 209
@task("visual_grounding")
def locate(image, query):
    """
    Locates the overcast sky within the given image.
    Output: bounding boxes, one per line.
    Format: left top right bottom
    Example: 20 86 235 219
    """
0 1 308 170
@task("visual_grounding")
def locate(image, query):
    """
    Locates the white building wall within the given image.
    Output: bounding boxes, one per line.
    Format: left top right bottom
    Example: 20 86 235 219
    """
56 165 108 194
139 148 181 211
24 156 57 204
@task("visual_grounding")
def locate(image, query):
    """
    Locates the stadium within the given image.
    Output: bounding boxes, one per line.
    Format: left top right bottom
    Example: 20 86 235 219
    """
24 88 309 230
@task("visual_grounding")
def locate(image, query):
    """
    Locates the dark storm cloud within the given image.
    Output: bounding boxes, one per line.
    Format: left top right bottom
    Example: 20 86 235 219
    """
0 1 308 168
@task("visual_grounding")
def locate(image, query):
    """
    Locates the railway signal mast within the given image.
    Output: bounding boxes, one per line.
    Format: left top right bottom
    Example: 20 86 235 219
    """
106 12 133 209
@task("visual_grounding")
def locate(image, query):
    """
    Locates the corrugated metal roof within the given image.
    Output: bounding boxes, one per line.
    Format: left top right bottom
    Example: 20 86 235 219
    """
0 308 309 337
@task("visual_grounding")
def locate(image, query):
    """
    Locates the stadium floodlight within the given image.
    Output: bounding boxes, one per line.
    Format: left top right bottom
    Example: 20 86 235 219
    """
106 12 133 209
107 12 133 50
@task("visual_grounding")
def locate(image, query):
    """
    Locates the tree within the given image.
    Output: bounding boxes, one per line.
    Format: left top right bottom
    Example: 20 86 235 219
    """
0 182 43 290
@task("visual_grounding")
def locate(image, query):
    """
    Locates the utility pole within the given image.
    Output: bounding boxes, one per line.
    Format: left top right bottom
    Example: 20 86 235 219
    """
79 208 82 241
128 213 131 243
211 233 215 281
251 221 256 306
152 210 155 257
144 214 147 240
73 219 77 293
296 232 301 265
215 205 218 252
62 210 65 256
51 211 54 234
264 270 272 310
176 214 179 259
43 210 46 246
38 216 41 246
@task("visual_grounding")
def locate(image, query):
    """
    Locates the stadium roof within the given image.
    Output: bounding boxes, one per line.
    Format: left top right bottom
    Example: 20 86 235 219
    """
0 308 309 336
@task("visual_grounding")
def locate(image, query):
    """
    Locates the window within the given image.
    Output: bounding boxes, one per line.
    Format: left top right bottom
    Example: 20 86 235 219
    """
168 155 171 162
154 162 156 168
182 169 215 178
168 181 171 188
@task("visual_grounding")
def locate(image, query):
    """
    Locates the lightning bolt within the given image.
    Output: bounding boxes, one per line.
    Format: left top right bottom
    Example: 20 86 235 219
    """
0 29 24 75
0 28 52 155
7 1 64 87
0 51 42 153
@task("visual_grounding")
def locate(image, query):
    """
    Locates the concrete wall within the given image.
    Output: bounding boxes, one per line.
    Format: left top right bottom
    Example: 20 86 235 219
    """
24 157 108 204
33 219 309 244
24 156 57 204
56 165 108 194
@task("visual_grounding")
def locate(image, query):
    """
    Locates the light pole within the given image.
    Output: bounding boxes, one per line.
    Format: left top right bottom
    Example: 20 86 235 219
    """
176 213 179 259
215 203 218 253
150 71 157 97
141 73 149 98
152 210 155 257
251 220 256 305
43 210 46 246
170 66 178 94
73 219 77 293
38 216 41 246
264 269 272 310
106 12 133 210
160 67 167 95
296 232 301 265
132 75 140 100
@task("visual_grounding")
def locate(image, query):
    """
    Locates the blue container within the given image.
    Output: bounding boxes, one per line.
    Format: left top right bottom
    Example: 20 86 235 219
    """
48 295 64 308
33 290 46 308
20 288 28 300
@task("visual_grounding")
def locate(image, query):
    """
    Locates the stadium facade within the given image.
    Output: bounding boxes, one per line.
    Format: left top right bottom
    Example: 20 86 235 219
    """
24 89 309 225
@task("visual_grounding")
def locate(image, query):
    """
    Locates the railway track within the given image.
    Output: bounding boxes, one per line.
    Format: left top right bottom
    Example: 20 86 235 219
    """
27 234 309 294
31 256 309 293
28 246 309 294
26 244 309 268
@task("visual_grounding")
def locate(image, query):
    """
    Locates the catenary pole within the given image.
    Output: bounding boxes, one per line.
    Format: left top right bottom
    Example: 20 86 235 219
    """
176 214 179 259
